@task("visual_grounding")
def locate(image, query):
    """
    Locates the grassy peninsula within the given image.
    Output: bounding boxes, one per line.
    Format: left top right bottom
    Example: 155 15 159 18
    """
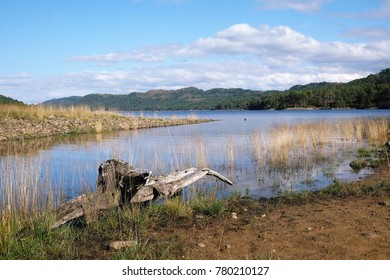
0 104 204 142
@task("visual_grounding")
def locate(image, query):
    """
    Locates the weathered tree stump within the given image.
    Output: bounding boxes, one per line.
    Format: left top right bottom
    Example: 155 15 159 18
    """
51 159 233 229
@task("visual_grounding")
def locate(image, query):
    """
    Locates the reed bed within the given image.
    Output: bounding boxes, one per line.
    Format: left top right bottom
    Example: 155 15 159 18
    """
251 132 266 168
252 118 389 170
365 118 389 145
0 157 62 229
0 104 109 120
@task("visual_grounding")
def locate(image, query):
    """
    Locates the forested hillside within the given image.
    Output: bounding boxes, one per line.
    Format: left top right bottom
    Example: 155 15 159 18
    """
43 68 390 110
44 87 262 110
0 94 23 105
248 68 390 110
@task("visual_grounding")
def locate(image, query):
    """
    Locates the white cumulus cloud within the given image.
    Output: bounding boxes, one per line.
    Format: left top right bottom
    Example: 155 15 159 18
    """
70 23 390 70
3 23 390 103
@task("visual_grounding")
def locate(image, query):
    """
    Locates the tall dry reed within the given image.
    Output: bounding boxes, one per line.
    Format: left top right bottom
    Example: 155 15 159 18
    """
252 132 266 167
0 104 109 120
253 117 389 171
227 136 235 168
0 155 61 232
364 118 389 145
195 138 207 168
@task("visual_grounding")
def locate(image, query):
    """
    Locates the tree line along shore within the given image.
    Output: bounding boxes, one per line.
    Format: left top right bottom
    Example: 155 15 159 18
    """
40 68 390 111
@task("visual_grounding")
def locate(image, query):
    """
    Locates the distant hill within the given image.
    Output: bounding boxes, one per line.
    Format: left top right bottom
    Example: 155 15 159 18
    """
0 94 23 105
43 87 263 110
43 68 390 110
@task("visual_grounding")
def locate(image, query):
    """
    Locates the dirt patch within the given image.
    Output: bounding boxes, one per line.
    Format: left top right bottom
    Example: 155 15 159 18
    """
165 196 389 260
150 169 390 260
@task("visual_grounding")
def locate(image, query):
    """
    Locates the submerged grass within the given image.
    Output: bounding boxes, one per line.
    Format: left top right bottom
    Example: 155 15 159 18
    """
253 117 389 171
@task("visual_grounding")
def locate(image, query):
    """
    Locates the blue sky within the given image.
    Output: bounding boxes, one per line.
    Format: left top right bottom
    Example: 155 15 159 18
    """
1 0 390 103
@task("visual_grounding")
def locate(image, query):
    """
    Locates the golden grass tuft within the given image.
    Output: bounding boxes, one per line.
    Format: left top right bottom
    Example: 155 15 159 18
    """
95 121 103 133
0 104 109 120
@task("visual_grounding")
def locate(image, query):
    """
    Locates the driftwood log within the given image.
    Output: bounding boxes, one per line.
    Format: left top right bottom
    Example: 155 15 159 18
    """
51 159 233 229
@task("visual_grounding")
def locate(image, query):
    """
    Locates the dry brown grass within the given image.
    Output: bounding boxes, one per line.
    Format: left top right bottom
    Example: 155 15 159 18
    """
0 156 60 231
0 104 111 120
227 136 235 168
365 118 389 145
195 138 207 168
253 118 389 170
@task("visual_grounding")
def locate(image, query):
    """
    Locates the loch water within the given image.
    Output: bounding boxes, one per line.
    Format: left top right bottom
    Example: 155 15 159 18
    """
1 110 389 201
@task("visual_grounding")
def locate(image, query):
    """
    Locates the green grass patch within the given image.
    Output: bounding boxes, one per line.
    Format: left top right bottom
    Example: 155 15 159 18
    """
0 214 78 259
350 159 367 172
148 197 193 219
191 192 226 216
357 147 375 158
319 178 390 198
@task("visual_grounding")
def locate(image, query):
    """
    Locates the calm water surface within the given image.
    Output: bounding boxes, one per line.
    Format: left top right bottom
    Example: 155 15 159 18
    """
1 110 389 201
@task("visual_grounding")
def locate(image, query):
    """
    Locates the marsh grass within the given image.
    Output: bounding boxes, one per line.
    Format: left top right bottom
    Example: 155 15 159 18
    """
195 138 207 168
0 156 61 229
365 118 389 145
251 132 266 167
0 104 109 120
227 136 235 168
253 118 389 171
276 170 390 205
318 176 390 198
